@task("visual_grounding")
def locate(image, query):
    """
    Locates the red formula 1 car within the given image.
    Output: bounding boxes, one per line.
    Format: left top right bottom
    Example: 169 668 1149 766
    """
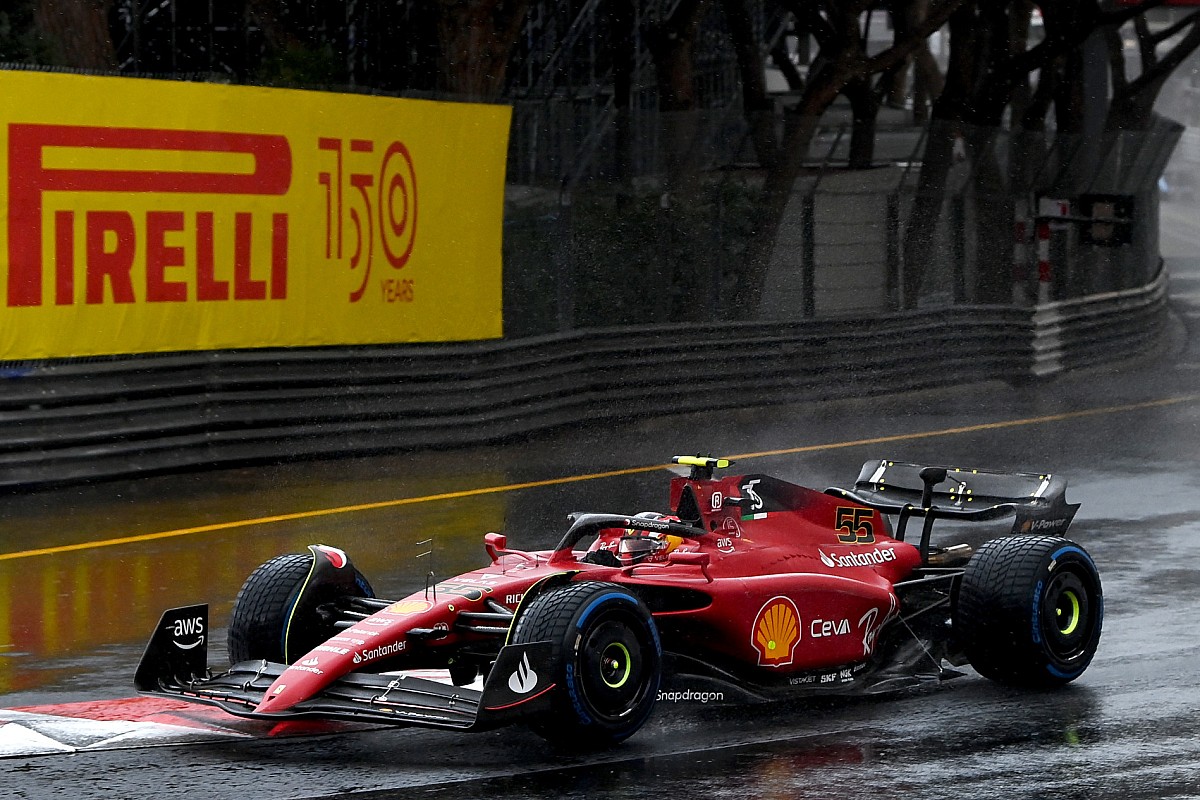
136 456 1103 747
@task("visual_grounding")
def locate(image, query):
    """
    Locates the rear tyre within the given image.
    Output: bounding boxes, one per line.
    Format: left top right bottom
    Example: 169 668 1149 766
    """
510 581 661 747
228 551 373 665
955 535 1102 687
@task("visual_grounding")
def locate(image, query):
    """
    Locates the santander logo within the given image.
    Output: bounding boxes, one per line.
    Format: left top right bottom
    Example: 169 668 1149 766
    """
508 653 538 694
819 547 897 569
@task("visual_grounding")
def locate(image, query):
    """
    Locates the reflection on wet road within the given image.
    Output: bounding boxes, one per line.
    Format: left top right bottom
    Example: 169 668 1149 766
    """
1 257 1199 797
1 394 1194 699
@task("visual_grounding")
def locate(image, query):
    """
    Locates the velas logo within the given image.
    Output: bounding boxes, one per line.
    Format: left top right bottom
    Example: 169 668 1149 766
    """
751 596 801 667
7 123 292 308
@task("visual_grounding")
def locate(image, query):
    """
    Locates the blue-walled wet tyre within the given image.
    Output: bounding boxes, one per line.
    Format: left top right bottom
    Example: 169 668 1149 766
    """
955 535 1102 687
510 581 661 747
228 551 373 665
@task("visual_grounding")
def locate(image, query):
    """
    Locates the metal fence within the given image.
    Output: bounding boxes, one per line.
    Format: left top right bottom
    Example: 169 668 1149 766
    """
0 265 1167 489
0 63 1181 487
503 112 1182 338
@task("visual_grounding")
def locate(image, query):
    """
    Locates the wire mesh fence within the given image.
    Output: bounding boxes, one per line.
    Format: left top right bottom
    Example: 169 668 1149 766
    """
503 110 1182 338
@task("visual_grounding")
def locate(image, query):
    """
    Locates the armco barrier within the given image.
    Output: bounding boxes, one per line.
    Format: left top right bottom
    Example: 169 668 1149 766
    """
0 274 1168 489
1030 266 1169 377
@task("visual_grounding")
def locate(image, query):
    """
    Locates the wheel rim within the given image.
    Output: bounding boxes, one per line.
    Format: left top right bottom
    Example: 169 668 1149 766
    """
577 613 655 722
1042 569 1094 663
1056 589 1081 636
601 641 633 689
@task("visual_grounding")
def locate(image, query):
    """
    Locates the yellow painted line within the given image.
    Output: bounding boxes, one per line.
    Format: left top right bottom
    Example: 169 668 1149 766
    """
724 394 1200 461
1 393 1196 562
0 466 663 562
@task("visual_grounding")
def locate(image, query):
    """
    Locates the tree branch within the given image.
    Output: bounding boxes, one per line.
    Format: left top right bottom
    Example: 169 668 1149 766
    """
863 0 965 76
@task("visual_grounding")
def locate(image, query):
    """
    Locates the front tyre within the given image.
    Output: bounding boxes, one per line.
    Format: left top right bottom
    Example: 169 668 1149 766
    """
510 581 661 747
955 535 1102 687
228 547 373 665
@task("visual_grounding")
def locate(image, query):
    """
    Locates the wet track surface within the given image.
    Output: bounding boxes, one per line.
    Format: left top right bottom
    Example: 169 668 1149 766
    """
3 235 1200 796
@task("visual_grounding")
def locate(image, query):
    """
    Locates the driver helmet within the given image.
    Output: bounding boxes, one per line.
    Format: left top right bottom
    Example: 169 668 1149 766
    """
618 512 683 565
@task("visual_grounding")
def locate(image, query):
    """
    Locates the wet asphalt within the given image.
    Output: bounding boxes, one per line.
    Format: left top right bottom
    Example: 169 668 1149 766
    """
1 216 1200 798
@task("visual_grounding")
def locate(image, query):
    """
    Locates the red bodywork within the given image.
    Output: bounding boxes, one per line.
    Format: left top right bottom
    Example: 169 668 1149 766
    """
255 470 922 714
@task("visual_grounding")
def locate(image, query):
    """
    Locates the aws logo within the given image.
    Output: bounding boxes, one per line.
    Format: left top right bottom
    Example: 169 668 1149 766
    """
166 615 205 651
751 596 800 667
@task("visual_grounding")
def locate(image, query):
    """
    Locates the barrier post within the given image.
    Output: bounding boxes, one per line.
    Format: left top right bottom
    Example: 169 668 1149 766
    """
1036 220 1053 305
1012 219 1029 305
1034 197 1071 305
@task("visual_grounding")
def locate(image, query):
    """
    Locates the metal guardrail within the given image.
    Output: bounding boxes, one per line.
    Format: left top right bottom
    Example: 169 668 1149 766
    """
0 279 1168 489
1030 264 1169 377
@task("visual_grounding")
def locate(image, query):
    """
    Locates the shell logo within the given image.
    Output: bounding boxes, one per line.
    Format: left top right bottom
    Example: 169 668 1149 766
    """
386 600 432 615
752 596 801 667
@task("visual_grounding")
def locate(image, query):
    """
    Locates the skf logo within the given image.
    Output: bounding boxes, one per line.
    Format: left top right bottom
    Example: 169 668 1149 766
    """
8 124 292 308
751 596 800 667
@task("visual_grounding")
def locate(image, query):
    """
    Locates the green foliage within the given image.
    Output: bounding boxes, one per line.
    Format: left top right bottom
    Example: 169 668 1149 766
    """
502 177 760 337
253 40 345 87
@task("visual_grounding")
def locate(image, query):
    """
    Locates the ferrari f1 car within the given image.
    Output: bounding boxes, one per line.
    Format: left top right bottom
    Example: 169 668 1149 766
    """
136 456 1103 747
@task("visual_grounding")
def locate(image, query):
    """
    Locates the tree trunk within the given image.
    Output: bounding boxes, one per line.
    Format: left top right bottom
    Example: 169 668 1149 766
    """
966 128 1014 304
435 0 531 101
902 117 957 307
770 41 805 92
900 2 978 308
647 0 708 191
728 97 833 316
644 0 708 322
845 77 879 169
33 0 115 70
1106 12 1200 131
612 0 637 185
722 0 779 169
729 0 967 317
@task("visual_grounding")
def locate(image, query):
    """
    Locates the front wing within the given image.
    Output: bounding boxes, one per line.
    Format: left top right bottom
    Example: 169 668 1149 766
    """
135 605 555 732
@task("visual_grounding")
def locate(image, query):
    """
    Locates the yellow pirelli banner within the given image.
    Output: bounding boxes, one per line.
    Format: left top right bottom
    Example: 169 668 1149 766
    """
0 70 509 359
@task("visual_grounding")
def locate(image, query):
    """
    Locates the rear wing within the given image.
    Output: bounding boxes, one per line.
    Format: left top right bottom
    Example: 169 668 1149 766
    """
826 460 1080 560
